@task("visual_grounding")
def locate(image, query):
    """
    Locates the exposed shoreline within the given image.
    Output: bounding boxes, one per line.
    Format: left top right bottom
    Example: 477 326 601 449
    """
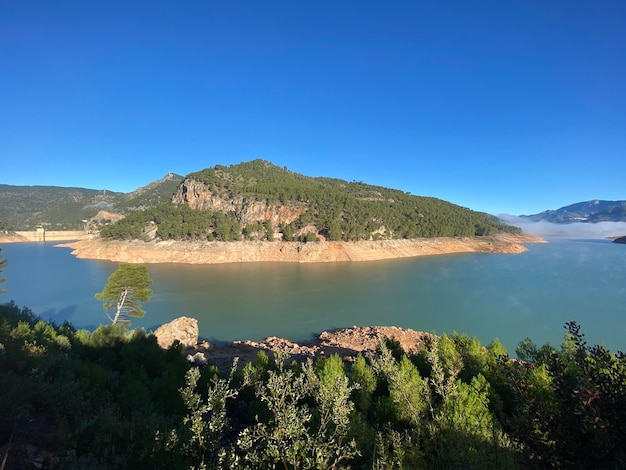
0 231 89 243
189 325 438 372
53 233 545 264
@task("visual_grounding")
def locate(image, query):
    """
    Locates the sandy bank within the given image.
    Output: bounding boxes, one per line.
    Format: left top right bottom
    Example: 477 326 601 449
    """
0 231 89 243
0 232 31 243
56 233 545 264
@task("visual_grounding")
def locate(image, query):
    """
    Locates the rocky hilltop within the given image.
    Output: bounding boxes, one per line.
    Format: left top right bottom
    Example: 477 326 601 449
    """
173 178 307 227
58 233 543 264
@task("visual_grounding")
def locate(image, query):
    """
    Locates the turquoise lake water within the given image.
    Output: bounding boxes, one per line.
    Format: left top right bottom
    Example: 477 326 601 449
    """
2 238 625 355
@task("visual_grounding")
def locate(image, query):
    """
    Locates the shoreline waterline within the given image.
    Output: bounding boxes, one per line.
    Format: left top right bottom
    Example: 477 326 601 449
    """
54 233 545 264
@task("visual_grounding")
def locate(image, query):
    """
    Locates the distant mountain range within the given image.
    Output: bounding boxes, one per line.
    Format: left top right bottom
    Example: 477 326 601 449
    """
521 200 626 224
0 173 183 230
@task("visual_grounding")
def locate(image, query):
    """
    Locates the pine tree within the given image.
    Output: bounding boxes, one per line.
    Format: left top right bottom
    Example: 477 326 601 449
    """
95 263 153 325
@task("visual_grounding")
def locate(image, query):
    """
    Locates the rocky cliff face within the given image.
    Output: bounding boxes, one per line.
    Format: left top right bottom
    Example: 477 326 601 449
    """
172 179 307 226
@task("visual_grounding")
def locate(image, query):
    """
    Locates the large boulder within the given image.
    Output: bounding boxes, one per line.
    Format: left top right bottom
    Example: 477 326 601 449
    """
153 316 199 349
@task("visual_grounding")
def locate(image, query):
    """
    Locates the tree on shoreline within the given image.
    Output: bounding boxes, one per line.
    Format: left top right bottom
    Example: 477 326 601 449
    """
95 263 153 325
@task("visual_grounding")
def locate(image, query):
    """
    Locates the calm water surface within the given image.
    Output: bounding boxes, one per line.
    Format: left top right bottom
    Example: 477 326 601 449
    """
2 238 625 355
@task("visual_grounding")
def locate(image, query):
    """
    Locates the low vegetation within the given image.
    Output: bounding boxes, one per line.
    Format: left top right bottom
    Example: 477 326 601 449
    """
101 160 520 242
100 204 246 242
1 300 625 469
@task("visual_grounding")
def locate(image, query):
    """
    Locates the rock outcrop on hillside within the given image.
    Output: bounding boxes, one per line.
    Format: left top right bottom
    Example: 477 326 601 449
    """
172 179 307 226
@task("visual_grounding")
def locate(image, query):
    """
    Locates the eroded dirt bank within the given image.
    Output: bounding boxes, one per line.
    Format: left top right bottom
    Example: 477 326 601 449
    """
56 234 544 264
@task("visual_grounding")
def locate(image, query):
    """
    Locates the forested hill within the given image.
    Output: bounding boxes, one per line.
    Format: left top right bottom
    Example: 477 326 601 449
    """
0 173 183 231
100 159 520 242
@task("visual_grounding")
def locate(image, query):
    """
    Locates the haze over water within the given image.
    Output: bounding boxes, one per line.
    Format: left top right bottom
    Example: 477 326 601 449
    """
2 238 625 355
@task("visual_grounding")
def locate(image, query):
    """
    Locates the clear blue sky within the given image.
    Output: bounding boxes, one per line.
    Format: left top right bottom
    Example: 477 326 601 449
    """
1 1 624 216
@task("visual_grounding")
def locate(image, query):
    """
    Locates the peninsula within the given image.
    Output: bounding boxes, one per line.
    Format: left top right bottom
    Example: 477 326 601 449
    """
4 159 544 263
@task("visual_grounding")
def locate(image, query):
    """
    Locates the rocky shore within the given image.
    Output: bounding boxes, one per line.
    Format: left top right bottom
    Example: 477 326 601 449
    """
199 326 435 371
152 317 436 371
56 233 544 264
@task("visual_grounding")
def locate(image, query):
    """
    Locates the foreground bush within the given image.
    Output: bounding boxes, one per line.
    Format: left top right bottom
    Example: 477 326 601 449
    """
1 301 626 468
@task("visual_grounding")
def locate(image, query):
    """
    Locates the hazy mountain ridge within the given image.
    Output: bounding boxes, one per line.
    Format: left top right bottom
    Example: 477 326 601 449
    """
522 199 626 224
0 174 183 230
